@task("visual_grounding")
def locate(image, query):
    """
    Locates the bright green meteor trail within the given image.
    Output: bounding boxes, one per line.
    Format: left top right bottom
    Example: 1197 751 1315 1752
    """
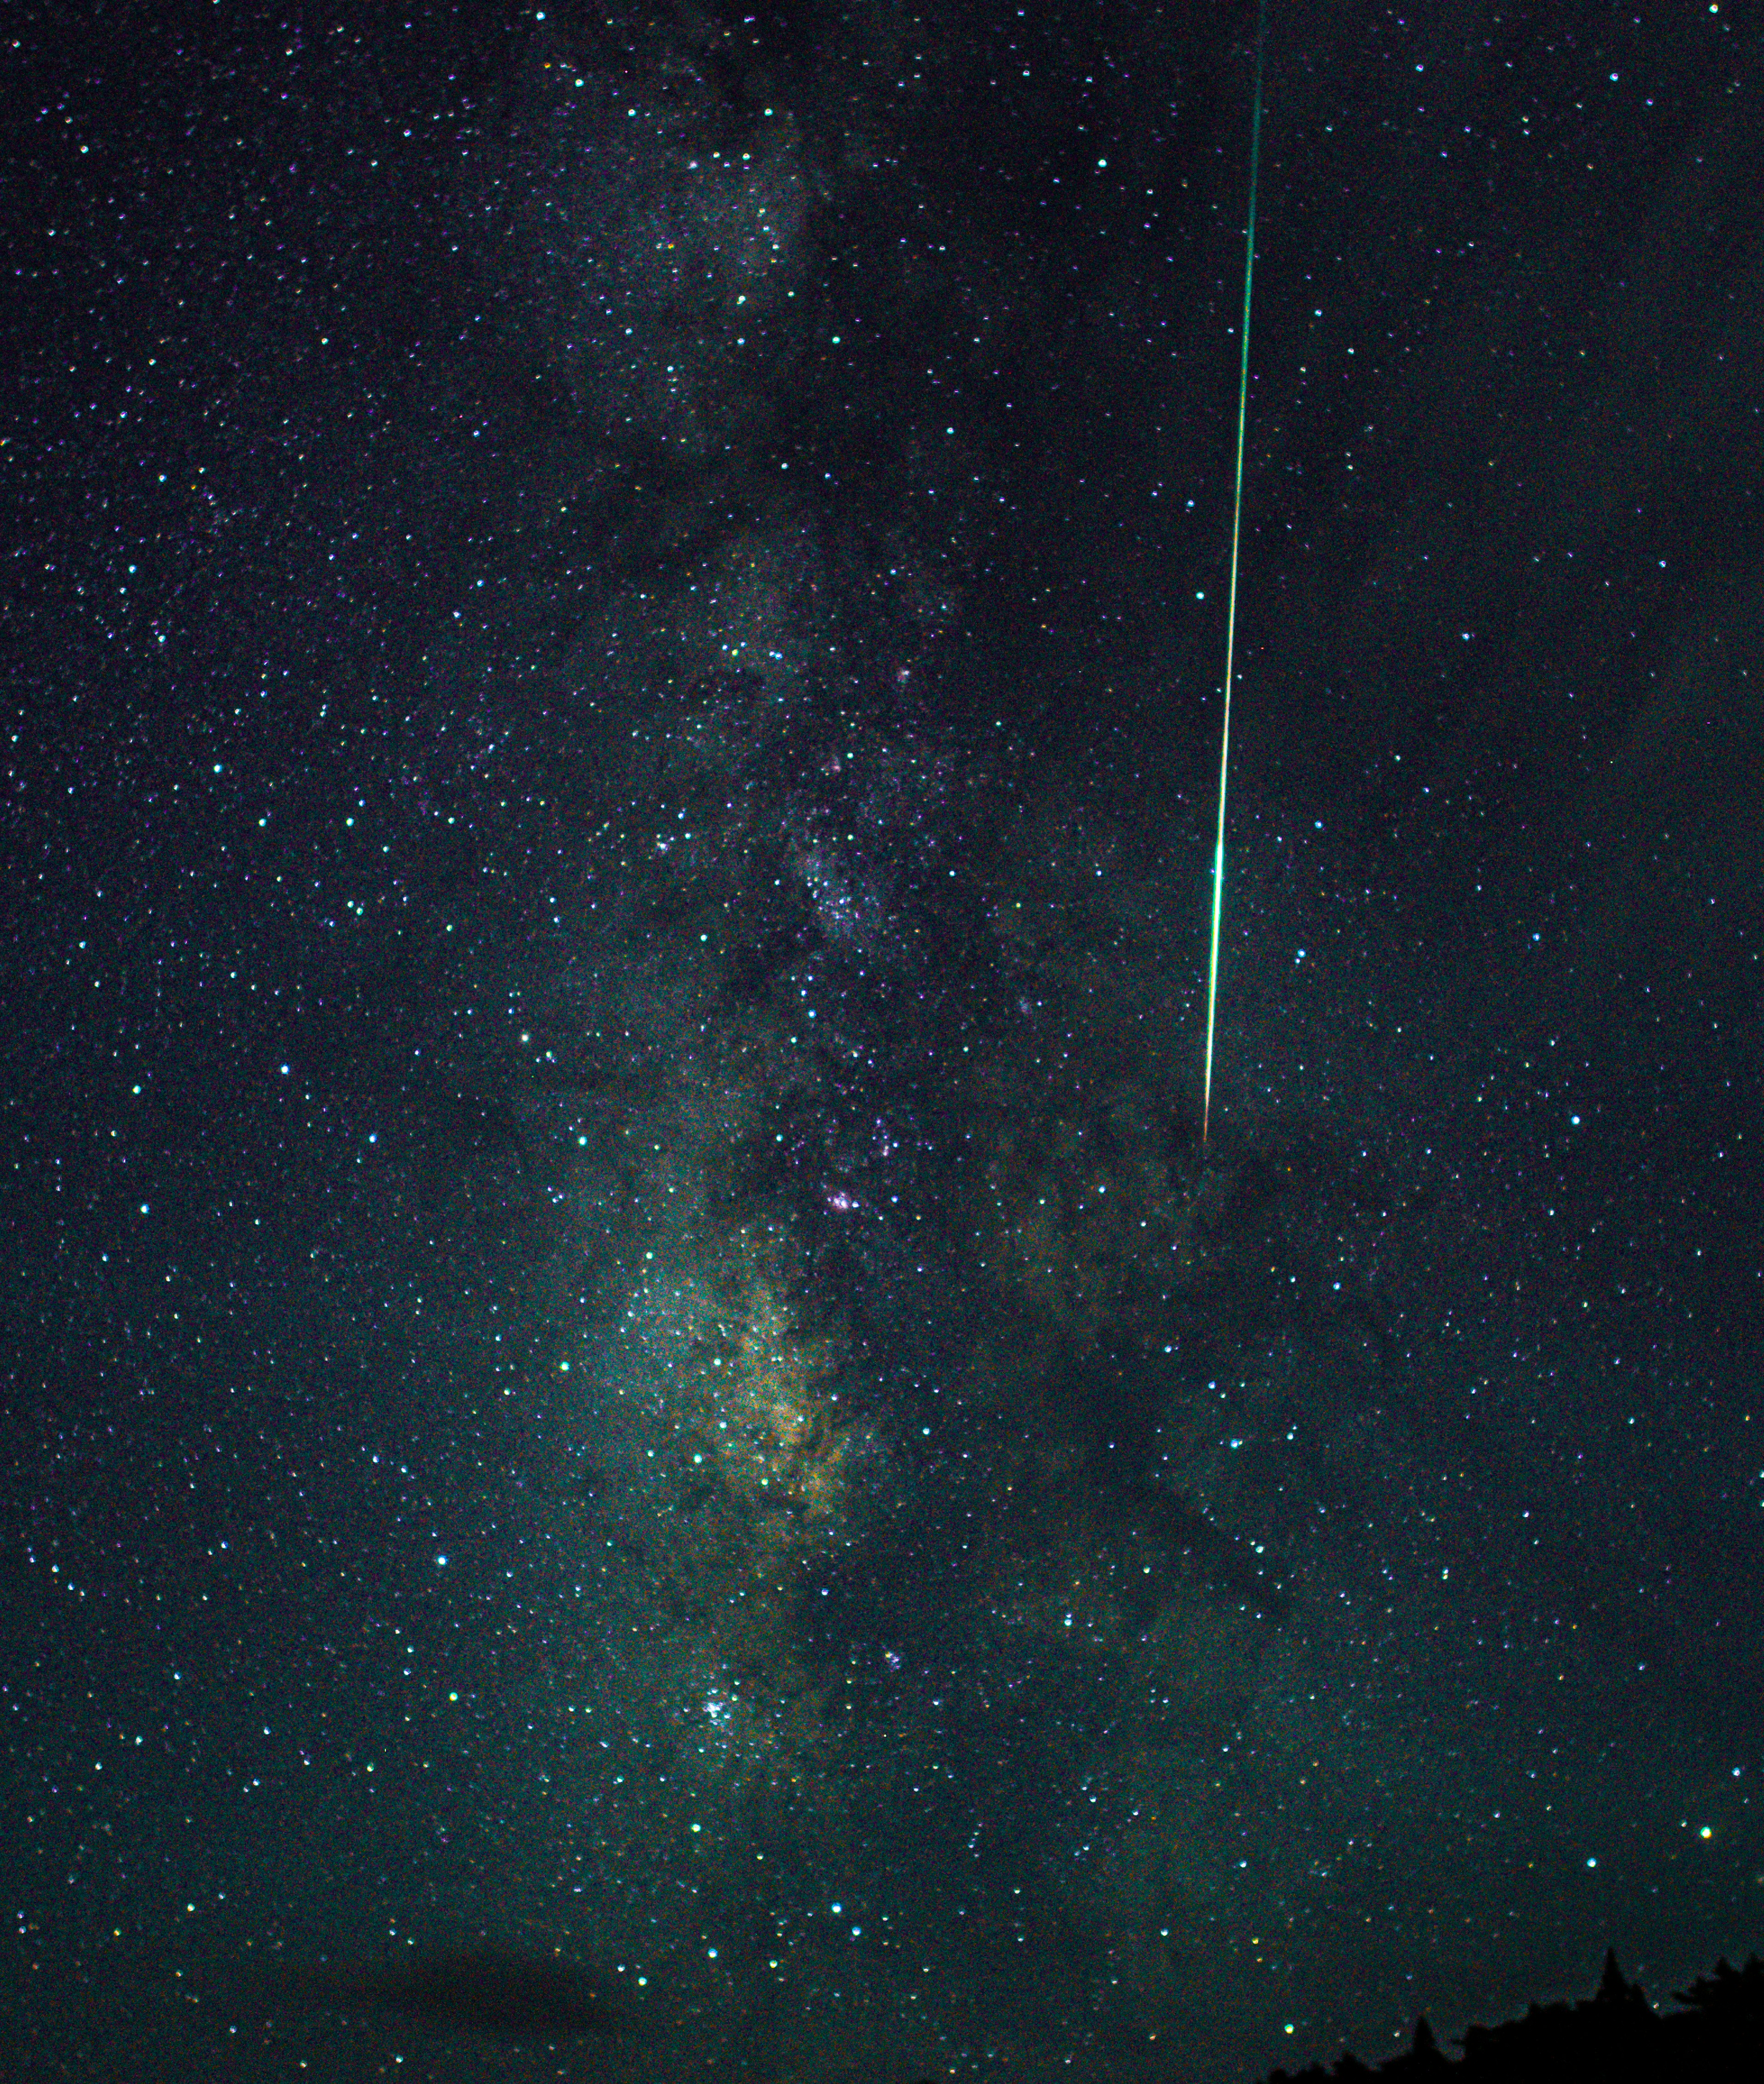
1203 0 1266 1149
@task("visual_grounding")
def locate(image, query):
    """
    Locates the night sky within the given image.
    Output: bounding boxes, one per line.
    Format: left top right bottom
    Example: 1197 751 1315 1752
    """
1 5 1759 2083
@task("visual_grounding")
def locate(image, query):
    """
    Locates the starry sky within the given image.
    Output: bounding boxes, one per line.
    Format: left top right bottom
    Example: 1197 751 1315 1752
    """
1 5 1759 2082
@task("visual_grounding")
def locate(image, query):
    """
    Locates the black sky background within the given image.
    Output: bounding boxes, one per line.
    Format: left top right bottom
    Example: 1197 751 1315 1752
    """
1 4 1761 2082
